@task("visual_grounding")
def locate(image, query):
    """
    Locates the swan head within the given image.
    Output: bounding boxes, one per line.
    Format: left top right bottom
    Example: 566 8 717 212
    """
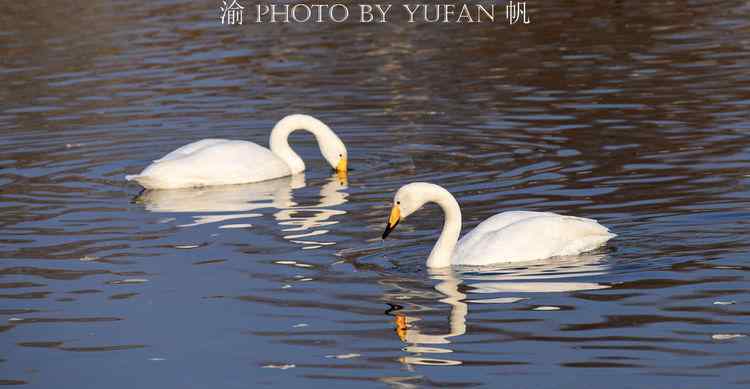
270 114 348 174
382 183 433 239
318 130 348 173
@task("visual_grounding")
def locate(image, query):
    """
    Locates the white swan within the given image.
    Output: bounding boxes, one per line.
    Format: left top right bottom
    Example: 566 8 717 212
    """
126 114 347 189
381 182 616 267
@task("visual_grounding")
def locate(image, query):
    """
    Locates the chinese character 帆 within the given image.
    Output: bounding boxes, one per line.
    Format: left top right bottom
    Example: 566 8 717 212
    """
506 1 531 25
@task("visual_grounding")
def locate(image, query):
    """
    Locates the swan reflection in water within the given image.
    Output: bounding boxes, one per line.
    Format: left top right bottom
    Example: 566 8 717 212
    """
386 254 612 368
133 172 348 247
273 173 348 249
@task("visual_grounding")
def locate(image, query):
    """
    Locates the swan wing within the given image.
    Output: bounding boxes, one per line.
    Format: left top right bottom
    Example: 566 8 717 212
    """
127 140 291 189
154 139 231 162
454 214 615 265
457 211 557 251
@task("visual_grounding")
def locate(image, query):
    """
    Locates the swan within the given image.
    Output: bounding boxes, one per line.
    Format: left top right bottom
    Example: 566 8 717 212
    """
126 114 348 189
381 182 616 267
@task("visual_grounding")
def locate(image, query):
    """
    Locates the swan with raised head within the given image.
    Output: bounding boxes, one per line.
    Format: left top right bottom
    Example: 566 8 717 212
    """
126 114 348 189
381 183 615 267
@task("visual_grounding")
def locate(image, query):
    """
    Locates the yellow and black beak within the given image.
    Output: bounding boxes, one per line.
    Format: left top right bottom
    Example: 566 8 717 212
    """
382 204 401 239
335 169 348 186
335 157 348 173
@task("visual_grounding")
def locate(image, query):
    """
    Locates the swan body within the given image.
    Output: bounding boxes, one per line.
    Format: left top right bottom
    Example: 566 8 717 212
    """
126 114 347 189
382 183 615 268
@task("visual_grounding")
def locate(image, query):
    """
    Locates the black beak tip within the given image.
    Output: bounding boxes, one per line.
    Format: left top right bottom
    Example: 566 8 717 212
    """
382 220 398 240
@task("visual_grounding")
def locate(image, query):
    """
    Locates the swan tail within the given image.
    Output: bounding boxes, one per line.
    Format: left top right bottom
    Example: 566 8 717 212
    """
558 217 617 255
557 233 614 256
125 174 159 189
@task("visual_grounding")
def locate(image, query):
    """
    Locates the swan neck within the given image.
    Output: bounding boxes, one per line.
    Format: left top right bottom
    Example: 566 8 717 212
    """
269 115 333 174
426 188 462 268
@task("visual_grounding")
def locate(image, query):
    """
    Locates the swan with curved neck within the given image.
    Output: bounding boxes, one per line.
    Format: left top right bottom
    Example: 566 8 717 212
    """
126 114 348 189
381 182 615 267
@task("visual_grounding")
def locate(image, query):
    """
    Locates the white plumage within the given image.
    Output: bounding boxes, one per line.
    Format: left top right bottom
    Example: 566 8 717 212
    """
453 211 615 265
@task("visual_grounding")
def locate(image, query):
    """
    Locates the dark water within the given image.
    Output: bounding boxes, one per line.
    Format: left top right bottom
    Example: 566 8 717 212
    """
2 0 750 387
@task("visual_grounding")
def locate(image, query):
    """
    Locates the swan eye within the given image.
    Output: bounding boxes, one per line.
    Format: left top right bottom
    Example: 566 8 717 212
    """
396 201 400 205
339 154 342 157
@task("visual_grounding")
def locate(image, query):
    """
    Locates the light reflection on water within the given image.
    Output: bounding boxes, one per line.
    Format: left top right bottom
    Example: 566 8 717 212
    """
2 0 750 388
133 172 348 249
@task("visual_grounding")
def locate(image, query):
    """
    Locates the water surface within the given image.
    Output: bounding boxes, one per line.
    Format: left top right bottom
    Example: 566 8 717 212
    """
2 0 750 387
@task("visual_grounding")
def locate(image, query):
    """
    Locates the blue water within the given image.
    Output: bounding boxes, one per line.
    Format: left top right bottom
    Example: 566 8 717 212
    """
2 0 750 387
